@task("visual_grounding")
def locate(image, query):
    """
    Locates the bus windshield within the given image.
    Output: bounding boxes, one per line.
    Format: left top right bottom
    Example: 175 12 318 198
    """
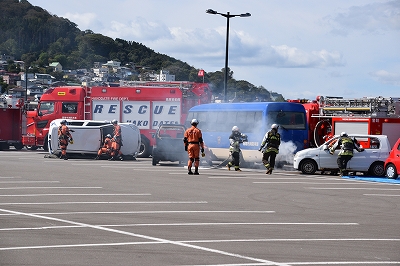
267 111 306 130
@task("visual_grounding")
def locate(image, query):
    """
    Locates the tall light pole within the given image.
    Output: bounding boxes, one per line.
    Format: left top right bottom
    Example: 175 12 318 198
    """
206 9 251 102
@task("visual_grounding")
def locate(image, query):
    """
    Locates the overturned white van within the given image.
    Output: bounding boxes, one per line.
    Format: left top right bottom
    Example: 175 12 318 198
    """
48 119 141 158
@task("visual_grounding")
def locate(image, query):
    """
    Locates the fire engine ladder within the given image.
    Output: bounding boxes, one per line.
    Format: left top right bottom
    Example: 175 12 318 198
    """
84 87 92 120
318 96 397 117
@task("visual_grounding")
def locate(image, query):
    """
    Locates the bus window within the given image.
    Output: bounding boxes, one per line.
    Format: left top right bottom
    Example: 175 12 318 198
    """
268 111 306 130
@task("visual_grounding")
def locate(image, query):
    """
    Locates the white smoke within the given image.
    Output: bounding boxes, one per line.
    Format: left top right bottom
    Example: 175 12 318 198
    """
276 140 297 166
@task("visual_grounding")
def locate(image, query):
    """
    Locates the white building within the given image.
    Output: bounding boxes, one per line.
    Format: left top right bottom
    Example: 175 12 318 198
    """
157 70 175 81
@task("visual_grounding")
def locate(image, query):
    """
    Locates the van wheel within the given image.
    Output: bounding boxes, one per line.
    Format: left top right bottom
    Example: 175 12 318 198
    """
137 137 152 158
43 134 49 151
300 159 317 175
368 162 385 177
385 163 398 179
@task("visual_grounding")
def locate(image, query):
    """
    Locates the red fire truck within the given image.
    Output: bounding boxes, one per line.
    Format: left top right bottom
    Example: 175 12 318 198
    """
291 96 400 148
22 81 212 157
0 95 25 150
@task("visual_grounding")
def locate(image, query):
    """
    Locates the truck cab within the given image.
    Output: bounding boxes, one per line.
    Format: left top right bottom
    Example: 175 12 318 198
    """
23 87 85 150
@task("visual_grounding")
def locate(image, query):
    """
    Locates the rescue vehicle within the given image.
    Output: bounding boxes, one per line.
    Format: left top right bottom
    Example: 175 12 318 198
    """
0 95 25 150
22 81 212 157
290 96 400 148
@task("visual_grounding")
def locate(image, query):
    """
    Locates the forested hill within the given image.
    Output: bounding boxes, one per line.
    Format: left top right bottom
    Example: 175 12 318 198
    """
0 0 284 102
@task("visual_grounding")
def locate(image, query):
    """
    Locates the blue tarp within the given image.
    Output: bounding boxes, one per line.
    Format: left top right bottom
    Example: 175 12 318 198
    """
342 175 400 184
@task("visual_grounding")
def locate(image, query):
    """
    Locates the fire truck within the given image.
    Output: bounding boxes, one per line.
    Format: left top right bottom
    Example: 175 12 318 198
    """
290 96 400 148
22 81 212 157
0 95 25 150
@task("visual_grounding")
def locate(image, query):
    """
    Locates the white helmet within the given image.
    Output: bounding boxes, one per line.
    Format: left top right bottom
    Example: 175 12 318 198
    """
106 134 112 138
271 124 279 130
191 118 199 125
340 132 348 137
111 119 118 125
232 126 239 132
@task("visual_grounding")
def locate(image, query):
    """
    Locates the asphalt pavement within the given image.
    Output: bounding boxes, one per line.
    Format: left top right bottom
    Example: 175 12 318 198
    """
0 150 399 266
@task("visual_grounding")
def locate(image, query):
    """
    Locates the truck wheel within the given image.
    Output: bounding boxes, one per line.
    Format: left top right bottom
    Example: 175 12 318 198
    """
43 134 49 151
137 137 152 158
385 163 398 179
368 162 385 177
14 142 24 150
27 145 38 150
152 156 159 166
300 159 317 175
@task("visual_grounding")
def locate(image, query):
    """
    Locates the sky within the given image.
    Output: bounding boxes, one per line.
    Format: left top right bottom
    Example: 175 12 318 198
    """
28 0 400 100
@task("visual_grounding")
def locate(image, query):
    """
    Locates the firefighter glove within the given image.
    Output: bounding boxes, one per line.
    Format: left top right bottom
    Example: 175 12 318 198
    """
258 147 262 152
201 152 205 157
69 139 74 144
201 148 204 153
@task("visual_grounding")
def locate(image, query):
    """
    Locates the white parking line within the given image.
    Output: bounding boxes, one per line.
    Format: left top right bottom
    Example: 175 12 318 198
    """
0 201 208 205
0 222 358 231
0 208 291 266
363 194 400 197
0 181 59 184
0 187 103 190
16 210 276 215
0 193 151 197
307 187 400 191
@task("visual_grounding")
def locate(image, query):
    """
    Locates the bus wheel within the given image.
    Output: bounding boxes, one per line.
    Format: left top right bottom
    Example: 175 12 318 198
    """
300 159 317 175
137 137 152 158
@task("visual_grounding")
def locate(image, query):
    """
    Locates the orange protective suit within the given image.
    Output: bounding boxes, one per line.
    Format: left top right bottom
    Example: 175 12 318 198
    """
183 125 204 174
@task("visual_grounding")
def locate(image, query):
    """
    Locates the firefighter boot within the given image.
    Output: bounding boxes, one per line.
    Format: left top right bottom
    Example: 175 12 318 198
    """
188 167 193 175
266 167 273 174
94 155 100 160
63 155 68 160
227 162 231 171
235 166 242 172
194 167 199 175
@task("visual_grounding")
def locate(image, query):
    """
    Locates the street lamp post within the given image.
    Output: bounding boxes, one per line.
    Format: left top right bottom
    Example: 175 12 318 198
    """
206 9 251 102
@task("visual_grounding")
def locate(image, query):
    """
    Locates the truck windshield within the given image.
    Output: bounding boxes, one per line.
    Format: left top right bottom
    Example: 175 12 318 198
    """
38 101 55 115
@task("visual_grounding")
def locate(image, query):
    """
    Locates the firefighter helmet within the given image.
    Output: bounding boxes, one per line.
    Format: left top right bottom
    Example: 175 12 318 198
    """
340 132 348 137
271 124 279 130
106 134 112 139
232 126 239 132
60 120 67 125
191 119 199 125
111 119 118 125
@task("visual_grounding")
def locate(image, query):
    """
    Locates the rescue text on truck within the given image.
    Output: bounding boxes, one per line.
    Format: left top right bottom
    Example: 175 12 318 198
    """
22 81 212 156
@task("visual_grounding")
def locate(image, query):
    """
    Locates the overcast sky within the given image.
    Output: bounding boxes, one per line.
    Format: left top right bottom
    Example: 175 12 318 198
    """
28 0 400 100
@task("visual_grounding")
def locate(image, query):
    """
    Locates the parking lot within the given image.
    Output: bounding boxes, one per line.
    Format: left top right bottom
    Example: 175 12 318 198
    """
0 150 399 265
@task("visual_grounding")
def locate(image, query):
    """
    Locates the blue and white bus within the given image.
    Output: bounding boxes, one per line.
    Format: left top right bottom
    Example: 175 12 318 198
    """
185 102 308 163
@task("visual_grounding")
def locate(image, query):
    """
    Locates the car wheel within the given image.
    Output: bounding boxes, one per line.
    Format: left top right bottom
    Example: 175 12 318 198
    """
385 163 398 179
368 162 385 177
137 137 152 158
300 159 317 175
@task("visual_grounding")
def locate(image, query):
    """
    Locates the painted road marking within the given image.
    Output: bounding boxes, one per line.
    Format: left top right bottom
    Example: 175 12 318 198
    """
4 210 276 215
363 194 400 197
307 187 400 191
0 193 151 197
0 181 59 184
0 208 292 266
0 222 359 231
0 201 208 205
0 187 103 190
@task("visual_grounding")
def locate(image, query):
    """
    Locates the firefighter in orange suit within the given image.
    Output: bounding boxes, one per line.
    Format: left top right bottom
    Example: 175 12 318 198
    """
183 119 205 175
58 120 73 160
110 119 123 161
95 134 113 160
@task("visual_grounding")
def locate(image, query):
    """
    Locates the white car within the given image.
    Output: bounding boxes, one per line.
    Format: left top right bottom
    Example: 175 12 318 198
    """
48 119 141 158
293 134 391 176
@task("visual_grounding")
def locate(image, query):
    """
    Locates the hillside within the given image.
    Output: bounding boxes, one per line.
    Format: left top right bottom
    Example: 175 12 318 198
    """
0 0 283 101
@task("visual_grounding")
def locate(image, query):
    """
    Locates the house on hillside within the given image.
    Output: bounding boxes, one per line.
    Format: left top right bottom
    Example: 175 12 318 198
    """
49 62 63 72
